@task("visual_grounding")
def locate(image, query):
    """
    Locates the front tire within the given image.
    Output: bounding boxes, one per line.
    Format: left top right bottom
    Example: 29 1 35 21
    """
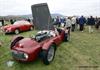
41 45 55 65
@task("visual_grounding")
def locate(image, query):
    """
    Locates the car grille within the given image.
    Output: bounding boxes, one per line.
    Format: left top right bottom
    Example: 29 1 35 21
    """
12 51 26 60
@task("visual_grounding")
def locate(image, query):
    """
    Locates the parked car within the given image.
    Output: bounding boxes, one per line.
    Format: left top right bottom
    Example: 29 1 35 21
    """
10 28 69 65
1 20 34 34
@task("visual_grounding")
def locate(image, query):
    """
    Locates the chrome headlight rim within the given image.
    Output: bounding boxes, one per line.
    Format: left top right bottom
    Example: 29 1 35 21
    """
23 53 28 59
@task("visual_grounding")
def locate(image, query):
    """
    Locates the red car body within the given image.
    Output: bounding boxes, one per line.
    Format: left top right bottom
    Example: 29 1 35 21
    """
1 20 33 34
11 29 66 64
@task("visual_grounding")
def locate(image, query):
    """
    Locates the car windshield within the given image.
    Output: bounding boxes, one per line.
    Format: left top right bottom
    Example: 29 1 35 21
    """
13 20 30 25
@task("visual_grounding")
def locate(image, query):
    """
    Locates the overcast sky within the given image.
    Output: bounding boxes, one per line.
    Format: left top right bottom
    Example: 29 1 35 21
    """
0 0 100 16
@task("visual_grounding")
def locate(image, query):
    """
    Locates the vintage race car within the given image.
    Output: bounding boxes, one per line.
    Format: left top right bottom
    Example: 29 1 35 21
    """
10 29 69 65
1 20 34 34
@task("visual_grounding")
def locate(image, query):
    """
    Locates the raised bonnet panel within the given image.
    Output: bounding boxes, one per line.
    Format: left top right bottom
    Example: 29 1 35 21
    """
31 3 53 30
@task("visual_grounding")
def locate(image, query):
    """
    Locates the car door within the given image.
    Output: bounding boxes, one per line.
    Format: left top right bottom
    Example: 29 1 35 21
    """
19 24 26 31
25 24 31 30
23 24 30 31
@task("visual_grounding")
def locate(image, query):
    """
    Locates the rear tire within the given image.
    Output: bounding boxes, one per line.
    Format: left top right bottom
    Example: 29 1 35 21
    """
41 44 55 65
30 26 34 31
15 29 19 34
64 33 70 42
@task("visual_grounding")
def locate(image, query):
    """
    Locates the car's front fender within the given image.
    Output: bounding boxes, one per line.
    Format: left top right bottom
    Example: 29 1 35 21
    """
42 40 55 51
11 35 24 49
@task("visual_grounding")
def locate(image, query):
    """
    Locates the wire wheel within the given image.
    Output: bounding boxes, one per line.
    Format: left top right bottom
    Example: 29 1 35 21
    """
41 44 55 65
30 27 34 30
15 29 19 34
47 46 55 62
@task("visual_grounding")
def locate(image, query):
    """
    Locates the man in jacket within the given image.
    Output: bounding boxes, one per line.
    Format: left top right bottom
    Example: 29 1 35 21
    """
95 17 100 30
71 17 76 32
87 16 95 33
55 16 61 27
79 16 86 32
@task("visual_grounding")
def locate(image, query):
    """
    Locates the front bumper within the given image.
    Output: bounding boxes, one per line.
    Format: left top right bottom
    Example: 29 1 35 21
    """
5 30 12 33
1 29 12 33
12 50 28 61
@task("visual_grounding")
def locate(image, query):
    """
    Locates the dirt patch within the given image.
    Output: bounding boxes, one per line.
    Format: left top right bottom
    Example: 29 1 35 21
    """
0 40 3 47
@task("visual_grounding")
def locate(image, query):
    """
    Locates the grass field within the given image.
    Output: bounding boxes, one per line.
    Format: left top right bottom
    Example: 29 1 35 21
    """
0 27 100 70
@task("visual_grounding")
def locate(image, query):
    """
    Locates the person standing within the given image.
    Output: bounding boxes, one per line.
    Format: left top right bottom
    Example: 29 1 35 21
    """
79 16 86 32
1 19 4 26
87 16 95 33
55 16 61 27
95 17 100 30
71 17 76 32
76 17 79 30
27 18 31 22
65 17 72 35
10 19 14 24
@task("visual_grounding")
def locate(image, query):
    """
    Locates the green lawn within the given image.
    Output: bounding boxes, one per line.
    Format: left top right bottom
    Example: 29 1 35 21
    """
0 27 100 70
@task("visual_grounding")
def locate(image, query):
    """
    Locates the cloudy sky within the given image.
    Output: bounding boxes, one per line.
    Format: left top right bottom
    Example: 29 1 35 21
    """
0 0 100 16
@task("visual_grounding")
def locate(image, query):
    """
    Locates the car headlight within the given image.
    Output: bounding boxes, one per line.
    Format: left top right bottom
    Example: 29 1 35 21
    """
0 27 4 31
0 27 3 30
19 44 22 47
6 28 12 32
24 53 28 59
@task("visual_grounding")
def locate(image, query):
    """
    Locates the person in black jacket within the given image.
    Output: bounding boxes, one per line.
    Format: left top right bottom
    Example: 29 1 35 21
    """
55 16 61 27
0 19 4 26
87 16 95 33
10 19 14 24
95 17 100 30
79 16 86 32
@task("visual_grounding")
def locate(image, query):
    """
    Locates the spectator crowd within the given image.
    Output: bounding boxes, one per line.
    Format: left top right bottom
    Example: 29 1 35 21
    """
0 16 100 33
53 15 100 33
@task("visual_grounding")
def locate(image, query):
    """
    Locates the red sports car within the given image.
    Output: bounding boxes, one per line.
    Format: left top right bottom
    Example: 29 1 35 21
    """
10 28 69 65
1 20 34 34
